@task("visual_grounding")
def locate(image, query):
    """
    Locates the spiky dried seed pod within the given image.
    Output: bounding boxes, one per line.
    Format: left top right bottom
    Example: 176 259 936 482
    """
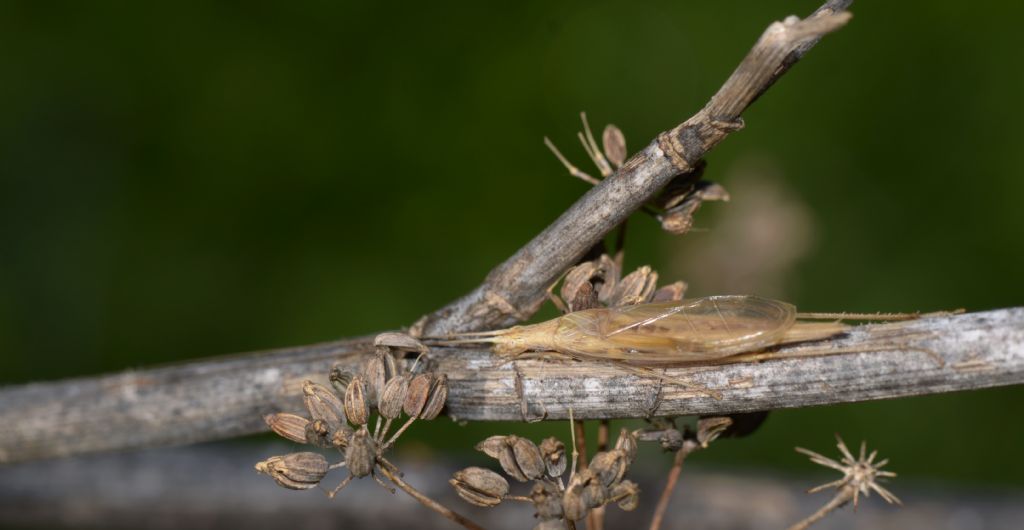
602 124 627 168
378 374 410 419
403 373 433 418
302 380 346 432
610 480 640 511
329 367 354 396
475 435 510 459
304 419 332 448
659 428 684 451
344 376 370 426
254 452 329 490
589 449 629 487
614 428 638 463
345 426 376 478
420 373 448 420
529 481 564 520
511 436 545 480
696 416 734 447
450 467 508 507
539 437 566 478
264 413 309 444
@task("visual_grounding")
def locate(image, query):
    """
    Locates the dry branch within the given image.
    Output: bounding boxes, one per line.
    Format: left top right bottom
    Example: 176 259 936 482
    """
2 308 1022 464
420 0 852 335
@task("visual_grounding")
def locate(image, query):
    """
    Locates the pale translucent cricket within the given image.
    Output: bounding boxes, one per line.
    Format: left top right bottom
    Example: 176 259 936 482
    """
436 295 916 365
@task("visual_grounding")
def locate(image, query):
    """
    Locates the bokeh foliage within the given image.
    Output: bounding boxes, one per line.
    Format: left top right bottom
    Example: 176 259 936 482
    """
2 1 1022 486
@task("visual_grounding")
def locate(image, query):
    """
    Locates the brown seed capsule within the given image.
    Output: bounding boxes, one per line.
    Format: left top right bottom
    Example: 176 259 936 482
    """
330 425 353 450
529 481 564 520
374 331 430 354
304 419 332 448
403 373 433 418
329 367 354 396
651 280 687 303
511 436 545 481
497 441 528 482
614 428 638 463
602 124 627 168
696 416 734 447
419 373 448 420
255 452 329 490
264 413 309 444
345 426 376 478
610 480 640 511
450 467 508 507
378 374 410 420
539 437 566 478
344 376 370 426
475 435 511 459
564 468 602 521
608 266 658 306
365 349 398 408
589 450 629 487
302 380 346 433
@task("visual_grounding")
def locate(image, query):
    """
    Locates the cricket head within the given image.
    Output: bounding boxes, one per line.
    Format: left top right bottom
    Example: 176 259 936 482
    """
491 320 558 357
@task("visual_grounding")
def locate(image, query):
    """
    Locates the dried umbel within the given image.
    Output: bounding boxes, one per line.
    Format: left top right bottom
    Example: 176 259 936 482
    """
539 437 566 478
476 435 544 482
255 452 328 490
345 426 376 478
264 412 309 445
450 467 509 507
563 468 605 521
614 428 638 463
302 380 346 432
344 375 370 426
696 416 734 447
610 480 640 511
589 449 630 487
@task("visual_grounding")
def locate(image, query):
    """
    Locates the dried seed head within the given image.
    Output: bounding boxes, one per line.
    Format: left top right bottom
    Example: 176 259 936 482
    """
539 437 566 478
264 413 309 444
594 254 621 305
529 481 564 520
255 452 329 490
450 467 508 507
345 426 376 478
304 419 332 449
564 468 604 521
420 373 448 420
614 428 638 463
329 367 354 396
602 124 627 168
651 280 687 302
475 435 511 459
608 266 658 306
344 376 370 426
364 351 395 408
659 428 685 452
511 436 545 481
589 449 629 487
610 480 640 511
302 380 346 433
696 416 734 447
374 331 430 355
378 374 410 420
403 373 433 418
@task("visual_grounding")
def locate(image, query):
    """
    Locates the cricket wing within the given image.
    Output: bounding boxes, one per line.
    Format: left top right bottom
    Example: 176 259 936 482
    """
594 295 797 362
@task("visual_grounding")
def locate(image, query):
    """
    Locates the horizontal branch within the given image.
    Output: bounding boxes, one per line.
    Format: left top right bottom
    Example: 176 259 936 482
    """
420 0 853 335
2 308 1021 464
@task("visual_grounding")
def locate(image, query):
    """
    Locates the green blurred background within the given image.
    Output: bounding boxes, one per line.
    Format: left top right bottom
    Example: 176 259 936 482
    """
2 0 1022 489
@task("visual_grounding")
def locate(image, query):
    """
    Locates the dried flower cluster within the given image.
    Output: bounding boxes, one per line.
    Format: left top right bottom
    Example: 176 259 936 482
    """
544 112 728 237
549 253 686 315
451 428 640 527
256 332 448 497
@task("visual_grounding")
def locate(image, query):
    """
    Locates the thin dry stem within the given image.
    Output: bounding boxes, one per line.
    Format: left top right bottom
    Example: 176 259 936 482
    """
378 459 485 530
649 440 699 530
787 486 855 530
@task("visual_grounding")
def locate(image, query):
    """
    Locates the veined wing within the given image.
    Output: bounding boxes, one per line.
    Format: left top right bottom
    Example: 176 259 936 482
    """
553 295 797 362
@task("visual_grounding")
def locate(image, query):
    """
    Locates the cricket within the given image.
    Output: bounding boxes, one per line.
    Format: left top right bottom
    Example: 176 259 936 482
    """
430 295 918 367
